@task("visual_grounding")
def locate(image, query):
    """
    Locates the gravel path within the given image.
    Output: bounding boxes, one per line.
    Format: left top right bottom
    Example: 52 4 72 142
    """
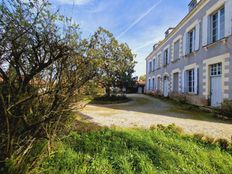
80 94 232 140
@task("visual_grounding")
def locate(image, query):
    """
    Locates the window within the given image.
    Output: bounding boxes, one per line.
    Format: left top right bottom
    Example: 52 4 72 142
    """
210 63 222 76
157 54 161 68
187 69 195 93
209 7 225 43
148 79 151 90
174 40 180 60
187 28 196 54
188 0 198 12
163 49 169 66
152 78 155 90
149 61 152 73
152 59 156 71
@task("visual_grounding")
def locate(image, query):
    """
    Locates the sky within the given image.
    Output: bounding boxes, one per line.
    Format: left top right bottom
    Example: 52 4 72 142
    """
49 0 190 77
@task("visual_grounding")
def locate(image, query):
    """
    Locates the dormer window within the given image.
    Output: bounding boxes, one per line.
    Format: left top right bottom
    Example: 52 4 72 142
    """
188 0 199 12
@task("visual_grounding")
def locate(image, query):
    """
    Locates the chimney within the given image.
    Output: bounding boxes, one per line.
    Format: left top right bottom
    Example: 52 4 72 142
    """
165 27 174 38
188 0 200 12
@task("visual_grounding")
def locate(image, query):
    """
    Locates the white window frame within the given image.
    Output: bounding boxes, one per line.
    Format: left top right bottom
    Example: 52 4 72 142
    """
209 6 225 43
187 27 196 54
186 69 195 93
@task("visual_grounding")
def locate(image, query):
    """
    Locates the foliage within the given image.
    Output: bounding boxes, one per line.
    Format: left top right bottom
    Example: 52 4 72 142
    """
169 92 187 104
0 0 136 172
90 28 136 96
220 100 232 118
34 126 232 174
0 0 98 172
90 95 131 105
139 75 146 82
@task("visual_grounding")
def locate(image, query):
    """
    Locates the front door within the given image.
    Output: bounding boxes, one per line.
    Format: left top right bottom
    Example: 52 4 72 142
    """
210 63 222 107
163 76 169 97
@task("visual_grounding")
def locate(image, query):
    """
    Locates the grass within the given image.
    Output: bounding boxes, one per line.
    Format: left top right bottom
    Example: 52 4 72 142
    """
37 125 232 174
153 96 224 122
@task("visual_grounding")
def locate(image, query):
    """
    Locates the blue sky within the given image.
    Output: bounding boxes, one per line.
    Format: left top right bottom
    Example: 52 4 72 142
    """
50 0 189 77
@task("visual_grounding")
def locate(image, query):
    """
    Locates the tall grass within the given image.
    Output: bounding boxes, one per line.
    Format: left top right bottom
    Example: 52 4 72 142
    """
36 127 232 174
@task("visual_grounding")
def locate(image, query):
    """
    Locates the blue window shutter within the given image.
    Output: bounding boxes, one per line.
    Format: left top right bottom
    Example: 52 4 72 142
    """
194 67 199 94
181 71 185 93
225 0 232 37
195 23 200 50
202 15 208 46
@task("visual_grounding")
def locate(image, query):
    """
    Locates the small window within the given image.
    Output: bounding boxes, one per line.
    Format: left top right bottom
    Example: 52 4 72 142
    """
210 63 222 76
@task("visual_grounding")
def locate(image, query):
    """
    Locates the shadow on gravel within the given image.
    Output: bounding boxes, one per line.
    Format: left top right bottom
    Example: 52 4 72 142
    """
85 94 232 124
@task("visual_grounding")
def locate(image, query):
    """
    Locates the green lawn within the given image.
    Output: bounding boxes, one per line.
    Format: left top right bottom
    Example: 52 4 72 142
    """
39 126 232 174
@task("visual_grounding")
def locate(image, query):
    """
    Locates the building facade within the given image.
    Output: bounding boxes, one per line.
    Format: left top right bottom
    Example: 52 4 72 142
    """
146 0 232 107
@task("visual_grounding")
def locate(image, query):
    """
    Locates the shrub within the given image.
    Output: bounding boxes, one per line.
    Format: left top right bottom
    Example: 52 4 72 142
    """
166 124 184 134
193 133 205 140
148 90 163 98
220 100 232 118
214 138 230 150
149 125 157 130
169 92 187 104
90 95 130 104
201 136 215 144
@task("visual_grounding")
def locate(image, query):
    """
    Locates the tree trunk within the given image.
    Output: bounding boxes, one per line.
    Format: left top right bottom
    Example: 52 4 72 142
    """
105 86 111 97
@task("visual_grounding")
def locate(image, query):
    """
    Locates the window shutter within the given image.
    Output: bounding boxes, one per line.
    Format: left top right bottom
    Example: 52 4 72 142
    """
195 23 200 51
171 43 174 62
194 67 199 94
181 71 185 93
202 15 208 46
182 33 187 56
225 0 232 37
161 53 164 66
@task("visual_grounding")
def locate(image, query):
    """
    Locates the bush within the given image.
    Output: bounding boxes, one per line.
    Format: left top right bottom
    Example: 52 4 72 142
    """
90 95 130 104
214 138 230 150
148 90 163 98
169 92 187 104
220 100 232 118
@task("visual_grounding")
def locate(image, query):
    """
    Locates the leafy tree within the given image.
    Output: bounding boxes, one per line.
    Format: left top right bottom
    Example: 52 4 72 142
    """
0 0 96 172
139 75 146 81
90 27 136 96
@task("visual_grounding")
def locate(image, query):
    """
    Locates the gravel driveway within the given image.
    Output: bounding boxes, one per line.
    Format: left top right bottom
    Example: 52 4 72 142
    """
80 94 232 140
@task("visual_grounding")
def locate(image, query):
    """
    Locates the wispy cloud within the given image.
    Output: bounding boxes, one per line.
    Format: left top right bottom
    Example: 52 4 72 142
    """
58 0 92 5
117 0 162 39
